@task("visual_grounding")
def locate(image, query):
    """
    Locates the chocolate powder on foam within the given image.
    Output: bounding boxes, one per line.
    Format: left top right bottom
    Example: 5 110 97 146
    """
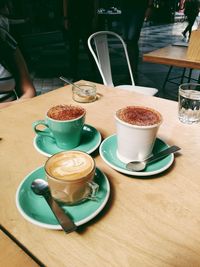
117 106 161 126
47 105 85 120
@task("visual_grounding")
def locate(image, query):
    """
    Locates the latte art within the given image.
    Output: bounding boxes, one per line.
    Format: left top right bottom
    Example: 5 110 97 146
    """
53 157 88 174
45 151 95 181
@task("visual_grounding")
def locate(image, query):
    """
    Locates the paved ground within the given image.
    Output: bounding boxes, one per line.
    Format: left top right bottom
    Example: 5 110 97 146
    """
22 19 200 101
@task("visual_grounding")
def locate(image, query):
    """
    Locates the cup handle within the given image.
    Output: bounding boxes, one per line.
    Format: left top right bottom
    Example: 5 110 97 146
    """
87 181 99 200
32 120 53 138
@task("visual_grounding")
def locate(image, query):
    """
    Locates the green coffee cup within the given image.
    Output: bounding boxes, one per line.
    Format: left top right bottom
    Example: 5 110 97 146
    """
33 105 86 150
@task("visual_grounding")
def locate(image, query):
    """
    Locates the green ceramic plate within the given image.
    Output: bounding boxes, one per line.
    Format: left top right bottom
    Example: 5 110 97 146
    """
16 167 110 230
99 135 174 177
33 124 101 157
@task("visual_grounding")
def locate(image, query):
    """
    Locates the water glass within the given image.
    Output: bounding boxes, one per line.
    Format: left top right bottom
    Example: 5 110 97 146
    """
178 83 200 124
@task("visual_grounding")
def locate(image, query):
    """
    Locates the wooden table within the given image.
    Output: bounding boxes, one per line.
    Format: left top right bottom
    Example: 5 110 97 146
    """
1 82 200 267
143 45 200 69
0 228 39 267
143 45 200 92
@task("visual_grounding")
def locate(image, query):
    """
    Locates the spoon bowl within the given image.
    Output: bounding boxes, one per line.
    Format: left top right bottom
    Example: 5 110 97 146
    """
126 145 180 172
31 179 49 195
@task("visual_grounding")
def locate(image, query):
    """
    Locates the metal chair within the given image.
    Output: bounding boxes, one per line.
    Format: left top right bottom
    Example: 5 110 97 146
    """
87 31 158 96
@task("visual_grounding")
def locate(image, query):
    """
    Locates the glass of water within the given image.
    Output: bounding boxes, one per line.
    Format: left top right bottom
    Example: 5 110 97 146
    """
178 83 200 124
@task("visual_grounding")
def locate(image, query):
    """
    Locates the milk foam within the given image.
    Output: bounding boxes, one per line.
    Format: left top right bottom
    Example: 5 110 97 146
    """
46 151 94 181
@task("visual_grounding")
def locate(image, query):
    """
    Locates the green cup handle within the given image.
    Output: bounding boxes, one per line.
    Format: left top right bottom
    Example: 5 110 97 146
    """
32 120 53 138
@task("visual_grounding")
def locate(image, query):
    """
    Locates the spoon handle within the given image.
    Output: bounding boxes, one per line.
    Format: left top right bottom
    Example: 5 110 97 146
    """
147 145 181 164
44 192 77 233
59 76 80 90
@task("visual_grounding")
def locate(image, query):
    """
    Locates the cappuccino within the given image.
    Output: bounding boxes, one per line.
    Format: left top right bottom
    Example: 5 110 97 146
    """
47 105 85 121
115 106 162 163
45 151 97 204
116 106 162 126
33 104 85 149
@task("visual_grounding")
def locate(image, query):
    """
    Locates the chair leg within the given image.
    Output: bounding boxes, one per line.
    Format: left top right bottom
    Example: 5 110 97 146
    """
162 66 173 95
188 68 193 83
180 68 186 84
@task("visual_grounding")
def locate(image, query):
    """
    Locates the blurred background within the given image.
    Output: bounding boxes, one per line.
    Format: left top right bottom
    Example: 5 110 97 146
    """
8 0 199 100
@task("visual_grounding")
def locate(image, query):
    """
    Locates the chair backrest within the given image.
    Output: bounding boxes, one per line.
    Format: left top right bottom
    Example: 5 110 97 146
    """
87 31 135 87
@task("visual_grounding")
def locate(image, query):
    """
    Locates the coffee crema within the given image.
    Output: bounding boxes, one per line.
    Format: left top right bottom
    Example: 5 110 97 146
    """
47 104 85 121
45 151 95 181
116 106 162 126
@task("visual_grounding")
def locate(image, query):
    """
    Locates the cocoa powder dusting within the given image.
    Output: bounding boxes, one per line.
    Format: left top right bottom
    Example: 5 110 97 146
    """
117 106 161 126
47 105 85 120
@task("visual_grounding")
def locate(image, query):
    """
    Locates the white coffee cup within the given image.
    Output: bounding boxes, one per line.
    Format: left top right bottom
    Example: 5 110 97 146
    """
115 106 162 163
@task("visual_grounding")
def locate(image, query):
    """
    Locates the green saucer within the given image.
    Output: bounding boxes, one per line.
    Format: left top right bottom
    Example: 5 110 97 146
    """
16 167 110 229
34 124 101 157
99 135 174 177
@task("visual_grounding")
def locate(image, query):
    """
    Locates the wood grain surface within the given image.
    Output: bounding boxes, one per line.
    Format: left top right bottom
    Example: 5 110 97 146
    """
0 229 39 267
1 82 200 267
143 45 200 69
187 30 200 61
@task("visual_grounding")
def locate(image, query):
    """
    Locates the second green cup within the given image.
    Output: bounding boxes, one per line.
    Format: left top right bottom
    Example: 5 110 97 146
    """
33 105 86 149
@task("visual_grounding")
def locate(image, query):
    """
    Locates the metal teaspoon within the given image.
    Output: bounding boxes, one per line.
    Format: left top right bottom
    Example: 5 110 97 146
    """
126 145 181 172
59 76 82 90
31 179 77 233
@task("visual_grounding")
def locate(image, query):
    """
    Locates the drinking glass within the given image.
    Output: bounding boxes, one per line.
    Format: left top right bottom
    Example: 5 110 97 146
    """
178 83 200 124
72 83 96 103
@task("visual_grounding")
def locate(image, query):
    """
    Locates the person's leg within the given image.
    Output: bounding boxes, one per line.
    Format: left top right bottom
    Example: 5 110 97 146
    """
68 24 80 80
182 22 189 37
81 25 97 73
187 15 196 39
121 8 146 84
182 15 196 38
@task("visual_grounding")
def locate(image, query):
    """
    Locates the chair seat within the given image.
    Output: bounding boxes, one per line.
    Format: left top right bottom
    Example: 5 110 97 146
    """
115 85 158 96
